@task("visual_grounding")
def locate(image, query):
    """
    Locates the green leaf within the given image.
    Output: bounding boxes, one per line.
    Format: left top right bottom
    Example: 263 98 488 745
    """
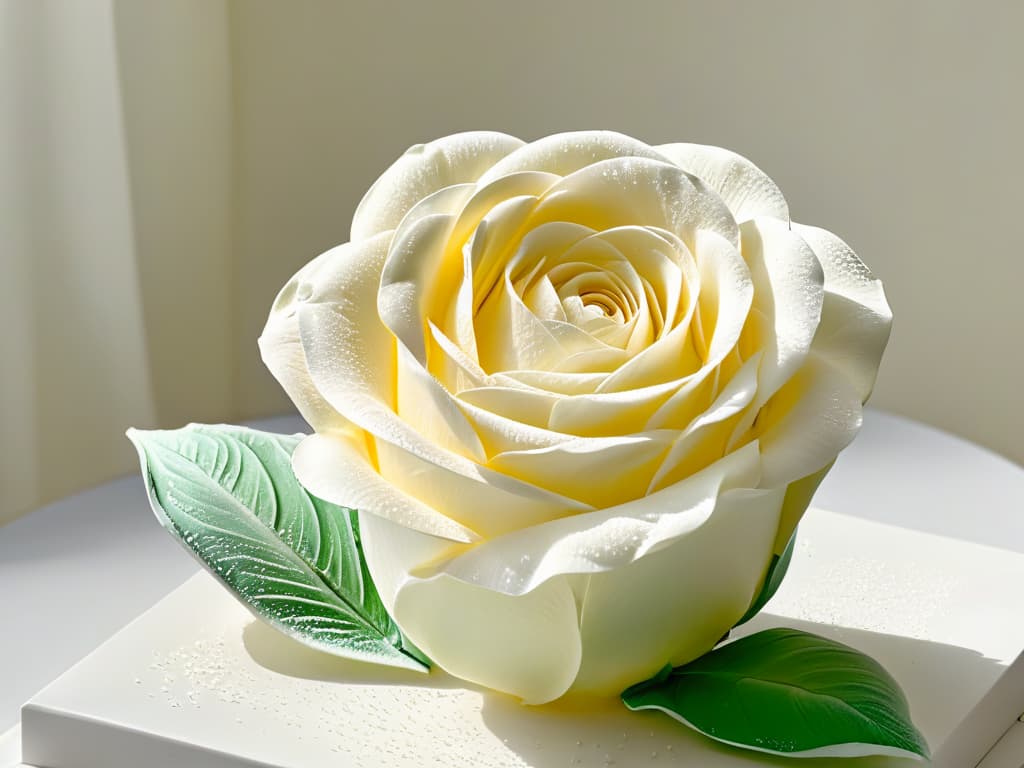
127 424 427 673
734 528 797 627
622 628 928 760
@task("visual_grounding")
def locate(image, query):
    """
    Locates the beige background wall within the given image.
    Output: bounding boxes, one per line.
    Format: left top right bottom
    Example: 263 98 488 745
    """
3 0 1020 526
231 0 1022 465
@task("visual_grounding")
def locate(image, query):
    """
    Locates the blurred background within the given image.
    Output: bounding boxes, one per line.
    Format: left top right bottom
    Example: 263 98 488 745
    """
2 0 1021 527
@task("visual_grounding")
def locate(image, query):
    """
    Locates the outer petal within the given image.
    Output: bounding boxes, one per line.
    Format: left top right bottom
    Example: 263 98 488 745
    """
292 432 477 543
794 223 893 401
358 511 582 704
756 352 863 488
571 485 785 695
351 131 524 241
656 142 790 223
258 245 351 432
373 437 592 540
743 217 825 404
477 130 664 184
728 217 825 447
296 230 397 409
430 441 762 597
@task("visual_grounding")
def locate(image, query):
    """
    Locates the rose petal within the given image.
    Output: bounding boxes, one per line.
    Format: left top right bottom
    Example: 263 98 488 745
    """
540 232 653 352
373 437 592 540
488 431 677 508
756 351 863 488
794 224 893 401
296 240 480 469
547 379 681 436
521 274 567 323
530 156 740 254
451 170 562 247
476 264 614 372
292 433 477 542
728 217 825 447
258 245 352 432
643 230 755 430
297 231 571 531
592 230 702 393
391 182 476 238
450 265 480 364
647 354 762 491
431 441 761 597
772 463 832 555
695 228 756 362
427 174 564 367
570 484 785 695
465 194 539 304
396 575 581 704
477 130 664 184
505 220 597 278
378 210 459 364
296 231 397 409
656 142 790 223
426 320 490 394
458 396 571 455
744 218 824 400
351 131 524 241
496 369 607 396
586 226 689 339
395 343 487 462
359 510 581 705
457 385 559 433
554 344 631 374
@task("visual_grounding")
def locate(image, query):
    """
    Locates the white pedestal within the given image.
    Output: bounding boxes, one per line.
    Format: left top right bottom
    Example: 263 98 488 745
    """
20 509 1024 767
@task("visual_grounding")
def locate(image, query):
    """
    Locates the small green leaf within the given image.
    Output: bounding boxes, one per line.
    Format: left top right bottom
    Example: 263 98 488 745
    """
622 628 928 760
127 424 427 673
734 528 797 627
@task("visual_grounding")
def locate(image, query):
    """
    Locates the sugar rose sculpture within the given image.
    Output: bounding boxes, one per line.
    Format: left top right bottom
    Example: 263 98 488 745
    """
131 132 926 759
260 130 891 700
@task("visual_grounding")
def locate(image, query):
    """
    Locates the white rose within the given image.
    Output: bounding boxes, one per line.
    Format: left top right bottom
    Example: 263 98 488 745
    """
259 131 891 704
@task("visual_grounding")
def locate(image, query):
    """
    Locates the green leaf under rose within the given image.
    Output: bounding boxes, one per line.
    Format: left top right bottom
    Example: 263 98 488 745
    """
127 423 428 672
622 627 928 760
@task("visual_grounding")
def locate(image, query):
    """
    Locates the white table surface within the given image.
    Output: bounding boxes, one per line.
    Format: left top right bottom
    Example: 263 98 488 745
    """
1 410 1022 758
